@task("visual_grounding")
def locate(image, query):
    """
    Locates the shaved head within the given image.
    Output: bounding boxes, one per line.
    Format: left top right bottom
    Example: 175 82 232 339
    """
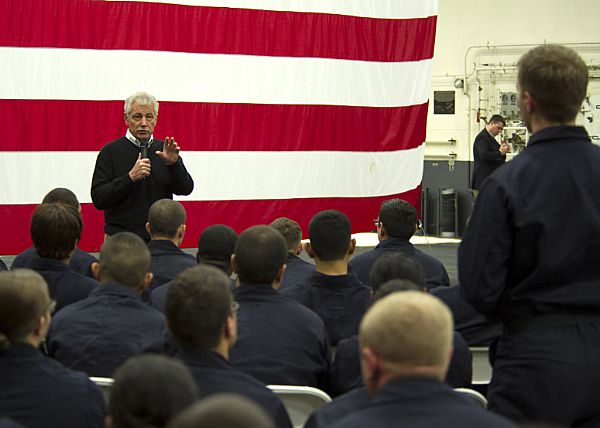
360 291 453 383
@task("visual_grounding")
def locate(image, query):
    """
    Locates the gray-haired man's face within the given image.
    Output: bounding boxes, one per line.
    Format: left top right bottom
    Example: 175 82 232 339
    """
125 102 157 141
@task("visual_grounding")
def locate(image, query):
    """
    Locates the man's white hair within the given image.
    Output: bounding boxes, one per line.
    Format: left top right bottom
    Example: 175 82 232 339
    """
124 92 159 118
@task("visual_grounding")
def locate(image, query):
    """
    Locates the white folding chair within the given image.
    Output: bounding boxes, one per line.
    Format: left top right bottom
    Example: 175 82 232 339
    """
90 376 114 404
454 387 488 409
268 385 332 428
469 346 492 386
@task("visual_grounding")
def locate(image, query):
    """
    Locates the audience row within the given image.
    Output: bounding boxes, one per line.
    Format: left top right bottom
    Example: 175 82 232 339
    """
0 187 503 428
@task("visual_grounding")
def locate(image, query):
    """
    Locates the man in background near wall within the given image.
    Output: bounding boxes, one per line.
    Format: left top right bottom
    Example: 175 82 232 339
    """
11 188 97 278
91 91 194 242
459 45 600 426
471 114 509 197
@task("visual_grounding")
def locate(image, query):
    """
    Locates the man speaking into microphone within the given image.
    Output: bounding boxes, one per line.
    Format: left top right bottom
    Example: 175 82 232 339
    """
91 92 194 241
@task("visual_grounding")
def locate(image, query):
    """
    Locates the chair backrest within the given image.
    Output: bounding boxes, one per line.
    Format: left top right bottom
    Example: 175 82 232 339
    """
268 385 332 428
90 376 114 405
469 346 492 385
454 387 488 409
91 378 331 427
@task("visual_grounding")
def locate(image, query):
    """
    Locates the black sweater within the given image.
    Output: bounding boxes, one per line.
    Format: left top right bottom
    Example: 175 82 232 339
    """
91 137 194 240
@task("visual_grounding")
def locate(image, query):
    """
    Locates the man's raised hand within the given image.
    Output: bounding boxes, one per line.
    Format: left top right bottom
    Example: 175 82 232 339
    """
156 136 180 166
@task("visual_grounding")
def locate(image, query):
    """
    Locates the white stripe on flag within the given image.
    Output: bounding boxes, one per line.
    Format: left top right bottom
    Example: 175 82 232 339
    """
0 146 424 204
0 48 432 107
103 0 439 19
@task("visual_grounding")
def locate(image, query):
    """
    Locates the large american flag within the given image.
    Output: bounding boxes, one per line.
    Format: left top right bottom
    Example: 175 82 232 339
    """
0 0 437 253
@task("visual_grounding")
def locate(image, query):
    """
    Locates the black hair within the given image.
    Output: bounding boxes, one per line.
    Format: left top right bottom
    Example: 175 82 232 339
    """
166 265 233 352
147 199 186 238
110 354 198 428
98 232 150 288
308 210 351 261
234 226 286 284
488 114 506 126
378 199 417 240
31 203 82 260
41 188 79 210
369 252 425 293
372 279 423 302
167 393 274 428
270 217 302 252
196 224 238 275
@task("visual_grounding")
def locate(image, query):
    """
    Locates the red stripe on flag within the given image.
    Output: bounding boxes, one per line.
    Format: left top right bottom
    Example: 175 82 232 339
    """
0 188 421 254
1 0 436 62
0 100 428 152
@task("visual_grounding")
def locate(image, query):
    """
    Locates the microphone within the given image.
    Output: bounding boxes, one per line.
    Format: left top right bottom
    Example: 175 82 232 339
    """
140 140 149 159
